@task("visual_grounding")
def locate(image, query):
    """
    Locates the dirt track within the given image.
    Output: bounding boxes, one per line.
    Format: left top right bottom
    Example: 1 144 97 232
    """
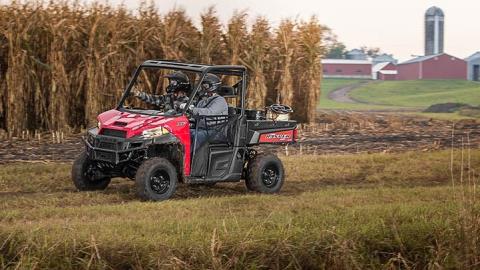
327 81 371 103
0 111 478 163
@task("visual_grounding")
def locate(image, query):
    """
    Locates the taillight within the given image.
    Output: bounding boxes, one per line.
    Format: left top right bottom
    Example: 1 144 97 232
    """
293 128 298 142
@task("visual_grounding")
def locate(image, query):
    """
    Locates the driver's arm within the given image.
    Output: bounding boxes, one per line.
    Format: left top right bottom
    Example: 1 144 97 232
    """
133 90 164 107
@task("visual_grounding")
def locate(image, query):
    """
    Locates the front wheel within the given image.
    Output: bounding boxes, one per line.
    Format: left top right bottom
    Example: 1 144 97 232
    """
245 154 285 193
71 151 111 191
135 157 178 201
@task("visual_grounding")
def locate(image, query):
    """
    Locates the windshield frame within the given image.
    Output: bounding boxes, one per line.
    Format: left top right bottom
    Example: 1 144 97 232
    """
117 66 203 116
116 61 247 116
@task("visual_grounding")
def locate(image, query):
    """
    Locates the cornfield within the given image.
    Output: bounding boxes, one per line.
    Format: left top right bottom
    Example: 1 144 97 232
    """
0 1 324 136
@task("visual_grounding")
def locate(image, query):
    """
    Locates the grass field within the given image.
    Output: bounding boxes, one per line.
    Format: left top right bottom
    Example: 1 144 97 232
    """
319 79 480 119
1 150 479 269
350 80 480 108
319 78 381 110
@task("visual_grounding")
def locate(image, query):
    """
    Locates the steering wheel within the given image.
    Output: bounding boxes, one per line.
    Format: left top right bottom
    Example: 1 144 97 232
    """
267 104 293 114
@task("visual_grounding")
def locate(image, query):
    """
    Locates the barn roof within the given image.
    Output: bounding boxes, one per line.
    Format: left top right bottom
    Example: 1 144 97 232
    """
466 52 480 61
322 59 371 65
372 62 393 73
400 54 441 65
400 53 466 65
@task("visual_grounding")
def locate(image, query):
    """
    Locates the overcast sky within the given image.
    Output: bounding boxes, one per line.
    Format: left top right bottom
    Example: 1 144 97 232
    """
11 0 480 61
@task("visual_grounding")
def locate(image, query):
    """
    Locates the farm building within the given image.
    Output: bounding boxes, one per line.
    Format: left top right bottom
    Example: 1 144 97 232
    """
372 62 398 80
322 59 372 79
396 53 467 80
372 54 398 66
466 52 480 81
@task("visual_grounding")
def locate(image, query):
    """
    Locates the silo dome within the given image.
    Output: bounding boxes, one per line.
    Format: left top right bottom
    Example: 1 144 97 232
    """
426 6 444 17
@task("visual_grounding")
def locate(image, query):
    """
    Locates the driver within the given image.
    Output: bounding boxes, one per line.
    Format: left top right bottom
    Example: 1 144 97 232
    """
181 73 228 153
133 71 190 110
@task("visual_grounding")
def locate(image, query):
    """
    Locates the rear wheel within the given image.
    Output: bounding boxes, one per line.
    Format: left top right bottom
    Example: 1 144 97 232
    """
245 154 284 193
71 151 111 191
135 157 178 201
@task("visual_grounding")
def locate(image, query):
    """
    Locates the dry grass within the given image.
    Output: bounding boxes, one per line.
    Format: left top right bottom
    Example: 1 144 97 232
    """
0 1 324 136
0 149 479 269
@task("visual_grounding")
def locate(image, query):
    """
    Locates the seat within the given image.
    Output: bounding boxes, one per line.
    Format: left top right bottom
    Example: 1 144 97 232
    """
217 86 236 98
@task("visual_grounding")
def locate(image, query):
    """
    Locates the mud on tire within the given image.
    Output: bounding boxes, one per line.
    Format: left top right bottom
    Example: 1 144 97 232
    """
135 157 178 201
245 153 284 193
72 151 111 191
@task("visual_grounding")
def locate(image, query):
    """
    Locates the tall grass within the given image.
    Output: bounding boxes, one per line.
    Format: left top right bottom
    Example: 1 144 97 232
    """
0 1 325 135
0 150 479 268
451 132 480 268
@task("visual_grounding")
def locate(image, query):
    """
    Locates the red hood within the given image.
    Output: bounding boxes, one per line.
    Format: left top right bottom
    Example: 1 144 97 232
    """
97 109 189 138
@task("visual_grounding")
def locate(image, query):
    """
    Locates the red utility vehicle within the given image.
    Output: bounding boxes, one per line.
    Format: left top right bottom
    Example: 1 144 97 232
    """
72 61 297 201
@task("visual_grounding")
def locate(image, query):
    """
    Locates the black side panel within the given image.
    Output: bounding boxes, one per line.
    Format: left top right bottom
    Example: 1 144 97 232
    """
208 147 235 178
237 116 247 147
247 120 297 131
191 142 209 177
206 146 245 180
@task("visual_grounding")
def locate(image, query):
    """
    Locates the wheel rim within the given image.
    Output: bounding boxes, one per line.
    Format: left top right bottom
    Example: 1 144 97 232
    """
149 169 171 194
84 162 100 183
262 165 279 188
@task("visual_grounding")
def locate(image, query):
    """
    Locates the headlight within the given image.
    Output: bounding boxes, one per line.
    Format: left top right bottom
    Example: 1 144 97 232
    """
142 127 169 138
97 121 102 130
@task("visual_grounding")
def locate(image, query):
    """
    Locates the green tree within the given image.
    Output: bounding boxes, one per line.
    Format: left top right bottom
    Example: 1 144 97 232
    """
322 28 346 59
325 42 347 59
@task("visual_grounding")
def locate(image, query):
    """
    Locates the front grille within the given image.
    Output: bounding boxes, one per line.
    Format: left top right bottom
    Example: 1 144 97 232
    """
94 150 116 163
98 141 117 150
101 128 127 138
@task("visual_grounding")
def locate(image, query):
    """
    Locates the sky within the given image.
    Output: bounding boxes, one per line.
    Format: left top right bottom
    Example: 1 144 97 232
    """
10 0 480 61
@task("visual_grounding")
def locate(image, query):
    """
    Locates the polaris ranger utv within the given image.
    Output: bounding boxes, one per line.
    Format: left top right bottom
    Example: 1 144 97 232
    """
72 60 297 201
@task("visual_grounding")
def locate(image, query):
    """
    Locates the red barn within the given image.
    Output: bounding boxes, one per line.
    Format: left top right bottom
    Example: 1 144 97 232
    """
397 53 467 80
322 59 372 79
372 62 398 80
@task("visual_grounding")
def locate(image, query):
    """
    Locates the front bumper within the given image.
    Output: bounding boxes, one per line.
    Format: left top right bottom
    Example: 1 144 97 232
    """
84 128 147 164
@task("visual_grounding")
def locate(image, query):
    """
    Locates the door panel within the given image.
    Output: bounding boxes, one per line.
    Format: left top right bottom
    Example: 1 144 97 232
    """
208 147 234 178
207 146 245 180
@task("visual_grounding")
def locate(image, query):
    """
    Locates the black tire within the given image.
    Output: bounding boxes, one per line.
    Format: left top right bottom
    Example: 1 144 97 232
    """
71 151 111 191
135 157 178 201
245 154 285 193
244 169 255 191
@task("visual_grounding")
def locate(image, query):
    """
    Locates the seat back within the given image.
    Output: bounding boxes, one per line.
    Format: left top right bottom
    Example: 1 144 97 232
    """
206 115 238 145
217 86 236 98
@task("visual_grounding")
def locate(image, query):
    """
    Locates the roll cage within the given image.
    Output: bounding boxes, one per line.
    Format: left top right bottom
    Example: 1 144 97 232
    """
117 60 248 115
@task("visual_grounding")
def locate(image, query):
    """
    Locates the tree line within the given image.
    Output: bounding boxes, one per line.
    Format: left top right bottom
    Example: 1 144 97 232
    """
0 1 324 135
